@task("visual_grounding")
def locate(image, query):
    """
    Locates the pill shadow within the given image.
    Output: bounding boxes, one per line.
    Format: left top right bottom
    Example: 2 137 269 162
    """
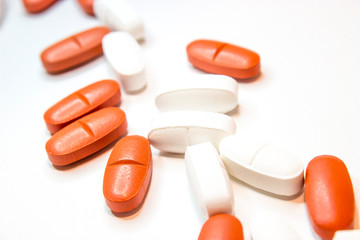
159 151 185 160
235 72 262 83
225 105 241 117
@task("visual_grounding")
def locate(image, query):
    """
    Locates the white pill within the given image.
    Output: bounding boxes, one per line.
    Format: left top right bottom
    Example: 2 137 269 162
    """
333 230 360 240
93 0 144 40
155 74 238 113
219 135 304 196
148 111 237 154
185 142 234 218
251 211 301 240
102 31 145 92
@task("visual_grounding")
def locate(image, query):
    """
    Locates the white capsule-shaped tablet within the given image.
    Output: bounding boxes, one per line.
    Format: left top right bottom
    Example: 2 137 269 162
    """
102 31 145 92
185 142 234 218
219 135 304 196
155 74 238 113
93 0 144 40
148 111 236 154
333 230 360 240
251 211 301 240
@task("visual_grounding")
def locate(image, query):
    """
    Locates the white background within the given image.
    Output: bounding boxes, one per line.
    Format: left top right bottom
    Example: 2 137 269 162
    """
1 0 360 239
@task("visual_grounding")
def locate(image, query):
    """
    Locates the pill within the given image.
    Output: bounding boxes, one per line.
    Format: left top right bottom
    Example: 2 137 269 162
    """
93 0 144 40
333 230 360 240
41 26 110 74
219 135 304 196
148 111 236 154
186 39 260 79
22 0 57 13
305 155 355 240
155 74 238 113
46 107 127 166
185 142 234 218
198 214 244 240
44 80 121 134
77 0 94 15
102 32 145 92
103 135 152 213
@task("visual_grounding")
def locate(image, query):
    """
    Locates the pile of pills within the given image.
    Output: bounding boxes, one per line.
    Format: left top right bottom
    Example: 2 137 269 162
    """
18 0 360 239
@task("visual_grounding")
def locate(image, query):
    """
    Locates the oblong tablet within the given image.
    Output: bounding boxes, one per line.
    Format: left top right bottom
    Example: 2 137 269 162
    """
155 74 238 113
333 230 360 240
94 0 144 40
148 111 237 154
305 155 355 240
23 0 57 13
198 214 244 240
187 39 260 79
102 31 145 92
46 107 127 166
44 80 121 134
219 135 304 196
41 26 110 73
103 135 152 213
77 0 94 15
185 142 234 218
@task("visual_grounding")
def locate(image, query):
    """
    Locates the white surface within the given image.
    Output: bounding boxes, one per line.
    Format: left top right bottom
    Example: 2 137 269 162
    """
333 230 360 240
155 74 238 113
148 111 237 154
1 0 360 240
184 142 234 219
219 135 304 196
102 31 145 92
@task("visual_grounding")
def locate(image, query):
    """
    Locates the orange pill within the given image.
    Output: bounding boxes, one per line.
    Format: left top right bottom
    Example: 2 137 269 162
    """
103 135 152 213
22 0 57 13
186 39 260 79
305 155 355 240
77 0 94 16
41 26 110 73
46 107 127 166
198 214 244 240
44 80 121 134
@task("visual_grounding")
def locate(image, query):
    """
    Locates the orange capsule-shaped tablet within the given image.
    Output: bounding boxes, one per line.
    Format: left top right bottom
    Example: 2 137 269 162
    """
187 39 260 79
305 155 355 240
198 214 244 240
44 80 121 134
103 135 152 213
77 0 94 16
22 0 58 13
41 26 110 74
46 107 127 166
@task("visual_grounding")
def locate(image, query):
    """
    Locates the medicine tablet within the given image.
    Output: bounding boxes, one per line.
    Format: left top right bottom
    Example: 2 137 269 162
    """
185 142 234 218
77 0 94 15
187 39 260 79
148 111 236 154
103 135 152 213
102 31 146 92
155 74 238 113
219 135 304 196
305 155 355 240
333 230 360 240
22 0 58 13
41 26 110 73
93 0 144 40
44 80 121 134
46 107 127 166
198 214 244 240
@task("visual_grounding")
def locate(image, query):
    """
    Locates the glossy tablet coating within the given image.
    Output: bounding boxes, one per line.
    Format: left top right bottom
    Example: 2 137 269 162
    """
187 39 260 79
185 142 234 218
94 0 144 40
44 80 121 134
219 135 304 196
77 0 94 15
305 155 355 240
198 214 244 240
103 135 152 213
41 26 110 73
23 0 57 13
148 111 237 154
102 32 145 92
46 107 127 166
333 230 360 240
155 74 238 113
